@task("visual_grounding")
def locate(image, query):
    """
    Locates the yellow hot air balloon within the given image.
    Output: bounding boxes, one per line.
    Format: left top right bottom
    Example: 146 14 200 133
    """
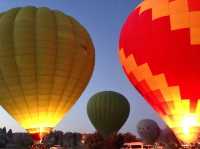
0 6 95 141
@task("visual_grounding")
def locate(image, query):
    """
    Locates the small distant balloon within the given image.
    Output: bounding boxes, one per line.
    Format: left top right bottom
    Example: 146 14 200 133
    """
137 119 160 145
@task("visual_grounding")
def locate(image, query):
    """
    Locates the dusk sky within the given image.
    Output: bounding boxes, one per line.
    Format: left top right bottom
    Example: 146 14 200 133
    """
0 0 166 135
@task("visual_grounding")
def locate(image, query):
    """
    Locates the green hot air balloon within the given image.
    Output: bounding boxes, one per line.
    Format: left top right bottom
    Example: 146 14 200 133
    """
87 91 130 137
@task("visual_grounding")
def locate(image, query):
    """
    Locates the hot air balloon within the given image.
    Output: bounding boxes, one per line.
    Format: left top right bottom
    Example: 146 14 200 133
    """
87 91 130 137
0 6 95 142
119 0 200 143
137 119 160 145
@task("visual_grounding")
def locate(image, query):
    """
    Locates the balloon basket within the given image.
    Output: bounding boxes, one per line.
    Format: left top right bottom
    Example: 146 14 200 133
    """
27 127 52 144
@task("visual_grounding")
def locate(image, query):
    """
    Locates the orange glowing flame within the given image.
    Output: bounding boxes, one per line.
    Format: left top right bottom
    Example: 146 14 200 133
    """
27 127 52 143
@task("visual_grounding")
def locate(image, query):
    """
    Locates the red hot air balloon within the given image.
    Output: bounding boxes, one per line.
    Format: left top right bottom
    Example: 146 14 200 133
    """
119 0 200 143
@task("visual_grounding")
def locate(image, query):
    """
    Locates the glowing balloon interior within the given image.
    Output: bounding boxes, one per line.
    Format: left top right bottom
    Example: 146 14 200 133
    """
0 6 95 140
119 0 200 143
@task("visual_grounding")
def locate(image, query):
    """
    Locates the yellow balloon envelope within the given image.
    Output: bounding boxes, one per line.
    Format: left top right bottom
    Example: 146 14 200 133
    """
0 6 95 139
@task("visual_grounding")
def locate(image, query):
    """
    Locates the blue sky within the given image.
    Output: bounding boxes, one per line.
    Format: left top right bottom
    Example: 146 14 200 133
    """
0 0 165 135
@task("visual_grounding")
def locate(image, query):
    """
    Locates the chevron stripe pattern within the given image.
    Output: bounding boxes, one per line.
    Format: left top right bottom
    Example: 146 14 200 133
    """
119 0 200 143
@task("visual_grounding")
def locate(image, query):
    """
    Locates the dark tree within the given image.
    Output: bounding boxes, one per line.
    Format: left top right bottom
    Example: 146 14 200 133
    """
85 132 104 149
0 127 7 147
106 133 124 149
54 131 63 145
12 133 33 148
7 129 13 139
42 131 56 148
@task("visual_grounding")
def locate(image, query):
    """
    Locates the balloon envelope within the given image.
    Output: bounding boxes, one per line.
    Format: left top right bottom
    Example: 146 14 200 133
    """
0 6 95 140
119 0 200 143
87 91 130 137
137 119 160 145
